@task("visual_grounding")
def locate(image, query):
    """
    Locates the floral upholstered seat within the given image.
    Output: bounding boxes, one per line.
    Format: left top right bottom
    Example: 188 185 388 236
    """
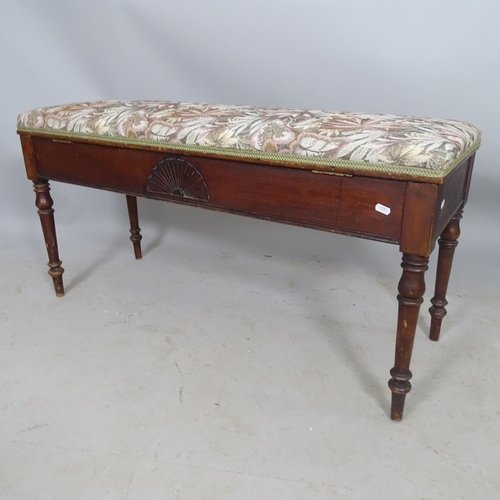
17 101 481 179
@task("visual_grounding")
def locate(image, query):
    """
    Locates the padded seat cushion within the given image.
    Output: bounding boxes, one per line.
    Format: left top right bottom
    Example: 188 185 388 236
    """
17 100 481 178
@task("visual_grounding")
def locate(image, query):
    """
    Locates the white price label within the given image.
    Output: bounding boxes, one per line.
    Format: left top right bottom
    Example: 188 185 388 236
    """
375 203 391 216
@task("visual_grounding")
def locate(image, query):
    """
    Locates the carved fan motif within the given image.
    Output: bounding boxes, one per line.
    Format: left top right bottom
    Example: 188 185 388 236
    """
147 157 210 201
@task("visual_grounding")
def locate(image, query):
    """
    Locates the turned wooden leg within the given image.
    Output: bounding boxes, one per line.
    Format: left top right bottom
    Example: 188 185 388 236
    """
34 181 65 297
126 195 142 259
389 254 428 421
428 209 463 341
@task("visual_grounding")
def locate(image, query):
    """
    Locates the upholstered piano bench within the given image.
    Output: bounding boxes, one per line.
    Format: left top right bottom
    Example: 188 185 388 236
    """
17 100 481 420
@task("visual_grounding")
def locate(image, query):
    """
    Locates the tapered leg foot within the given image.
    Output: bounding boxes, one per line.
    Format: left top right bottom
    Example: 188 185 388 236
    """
390 391 408 422
34 181 64 297
429 209 463 341
126 195 142 259
389 254 428 421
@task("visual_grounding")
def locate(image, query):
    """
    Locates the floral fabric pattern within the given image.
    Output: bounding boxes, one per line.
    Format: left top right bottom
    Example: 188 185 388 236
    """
17 100 481 174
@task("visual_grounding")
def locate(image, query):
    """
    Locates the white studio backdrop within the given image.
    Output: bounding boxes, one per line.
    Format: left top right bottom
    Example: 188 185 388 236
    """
1 0 498 273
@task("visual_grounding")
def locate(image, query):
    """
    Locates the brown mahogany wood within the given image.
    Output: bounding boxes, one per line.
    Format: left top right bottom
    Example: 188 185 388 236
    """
429 208 463 341
18 130 478 421
28 137 407 242
389 254 429 421
126 195 142 259
33 180 65 297
431 159 471 243
147 157 210 201
400 182 439 256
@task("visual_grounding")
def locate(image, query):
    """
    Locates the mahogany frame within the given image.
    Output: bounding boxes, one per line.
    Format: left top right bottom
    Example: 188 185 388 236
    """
19 132 476 421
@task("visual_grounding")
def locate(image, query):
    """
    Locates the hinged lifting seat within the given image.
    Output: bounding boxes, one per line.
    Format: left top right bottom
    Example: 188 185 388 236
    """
17 100 481 181
17 100 482 421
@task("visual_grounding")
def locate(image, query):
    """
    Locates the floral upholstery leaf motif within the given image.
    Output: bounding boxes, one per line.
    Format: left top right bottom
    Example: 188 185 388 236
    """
17 100 481 172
